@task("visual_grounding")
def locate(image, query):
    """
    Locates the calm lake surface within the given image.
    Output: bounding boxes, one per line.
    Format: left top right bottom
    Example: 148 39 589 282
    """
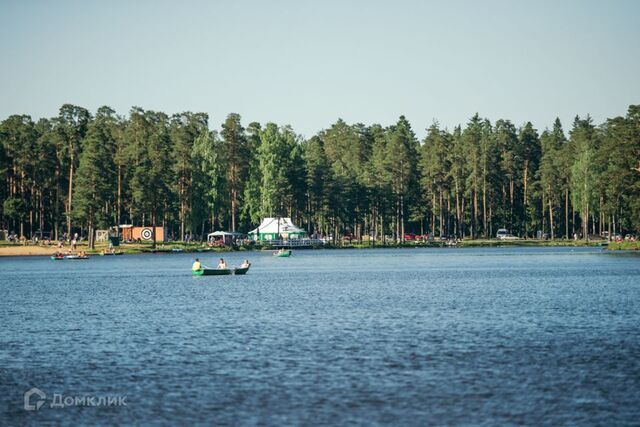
1 247 639 425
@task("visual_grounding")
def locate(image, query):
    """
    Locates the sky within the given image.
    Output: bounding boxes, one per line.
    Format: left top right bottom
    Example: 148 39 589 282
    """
1 0 639 138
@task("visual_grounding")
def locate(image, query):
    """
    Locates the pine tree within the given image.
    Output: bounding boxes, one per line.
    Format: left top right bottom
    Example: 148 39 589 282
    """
74 107 117 248
56 104 90 238
0 115 37 237
420 122 451 237
221 113 248 232
386 116 419 242
192 129 225 231
241 122 263 229
539 118 566 239
126 108 173 247
495 120 520 235
462 114 483 238
570 116 598 240
518 122 541 237
171 112 209 239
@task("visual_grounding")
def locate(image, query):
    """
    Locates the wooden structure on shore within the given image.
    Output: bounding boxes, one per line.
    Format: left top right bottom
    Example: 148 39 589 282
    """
119 225 167 242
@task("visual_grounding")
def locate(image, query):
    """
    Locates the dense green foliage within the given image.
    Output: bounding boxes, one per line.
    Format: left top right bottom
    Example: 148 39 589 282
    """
1 104 639 245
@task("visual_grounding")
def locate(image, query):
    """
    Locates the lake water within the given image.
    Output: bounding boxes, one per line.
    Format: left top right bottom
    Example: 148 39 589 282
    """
1 247 639 425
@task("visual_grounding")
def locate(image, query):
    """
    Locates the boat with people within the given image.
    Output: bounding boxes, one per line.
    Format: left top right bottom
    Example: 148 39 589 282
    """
51 251 89 260
66 250 88 260
191 258 251 276
65 254 89 260
273 249 292 257
192 266 250 276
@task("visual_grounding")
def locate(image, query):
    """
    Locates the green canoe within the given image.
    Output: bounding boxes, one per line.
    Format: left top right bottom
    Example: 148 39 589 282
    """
273 250 292 257
192 265 250 276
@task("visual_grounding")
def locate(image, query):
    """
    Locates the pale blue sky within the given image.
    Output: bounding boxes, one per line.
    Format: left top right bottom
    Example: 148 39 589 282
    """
1 0 639 137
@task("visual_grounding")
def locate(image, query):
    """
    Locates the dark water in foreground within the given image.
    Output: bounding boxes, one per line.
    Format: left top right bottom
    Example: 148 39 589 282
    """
1 247 639 426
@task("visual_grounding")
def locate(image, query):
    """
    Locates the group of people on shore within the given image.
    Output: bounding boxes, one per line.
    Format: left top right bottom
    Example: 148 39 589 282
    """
5 232 82 248
191 258 251 271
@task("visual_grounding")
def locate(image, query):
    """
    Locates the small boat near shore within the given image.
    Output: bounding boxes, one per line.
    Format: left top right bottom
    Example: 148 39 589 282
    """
273 249 292 257
51 251 89 260
65 254 89 260
192 265 251 276
101 251 124 256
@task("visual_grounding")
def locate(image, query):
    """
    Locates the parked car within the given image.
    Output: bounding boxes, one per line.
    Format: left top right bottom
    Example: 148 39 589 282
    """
496 229 509 239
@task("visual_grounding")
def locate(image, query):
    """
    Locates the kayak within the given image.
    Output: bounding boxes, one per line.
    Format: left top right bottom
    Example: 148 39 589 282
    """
192 265 251 276
273 250 292 257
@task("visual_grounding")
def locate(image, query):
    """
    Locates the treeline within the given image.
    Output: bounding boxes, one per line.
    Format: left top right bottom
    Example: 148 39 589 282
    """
1 104 639 247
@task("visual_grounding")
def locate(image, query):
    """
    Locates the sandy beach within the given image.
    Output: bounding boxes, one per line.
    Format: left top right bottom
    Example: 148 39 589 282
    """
0 245 61 257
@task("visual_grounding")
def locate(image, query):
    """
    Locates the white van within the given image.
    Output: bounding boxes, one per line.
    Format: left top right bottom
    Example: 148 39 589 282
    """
496 229 509 239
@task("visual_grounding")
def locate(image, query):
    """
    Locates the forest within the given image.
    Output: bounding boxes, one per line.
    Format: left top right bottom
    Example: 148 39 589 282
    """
1 104 639 247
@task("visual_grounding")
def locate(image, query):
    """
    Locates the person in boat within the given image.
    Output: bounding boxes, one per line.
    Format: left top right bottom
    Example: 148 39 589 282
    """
240 259 251 268
217 258 227 269
192 258 202 271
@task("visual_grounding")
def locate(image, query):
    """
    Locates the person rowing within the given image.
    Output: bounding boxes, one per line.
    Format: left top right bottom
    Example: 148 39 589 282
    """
192 258 202 271
240 259 251 268
217 258 227 269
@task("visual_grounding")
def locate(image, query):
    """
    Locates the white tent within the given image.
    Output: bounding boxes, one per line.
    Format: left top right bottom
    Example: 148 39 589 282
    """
248 218 306 240
207 231 245 244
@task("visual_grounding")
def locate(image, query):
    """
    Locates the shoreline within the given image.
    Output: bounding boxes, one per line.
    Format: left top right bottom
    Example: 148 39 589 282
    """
0 239 614 257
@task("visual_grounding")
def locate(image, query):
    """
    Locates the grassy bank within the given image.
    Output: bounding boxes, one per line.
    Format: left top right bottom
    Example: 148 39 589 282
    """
606 241 640 251
455 239 605 248
0 238 609 256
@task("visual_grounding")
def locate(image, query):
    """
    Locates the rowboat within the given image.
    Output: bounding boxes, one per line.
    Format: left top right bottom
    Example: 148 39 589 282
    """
65 255 89 260
273 250 292 257
101 251 124 256
51 254 65 260
192 265 251 276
